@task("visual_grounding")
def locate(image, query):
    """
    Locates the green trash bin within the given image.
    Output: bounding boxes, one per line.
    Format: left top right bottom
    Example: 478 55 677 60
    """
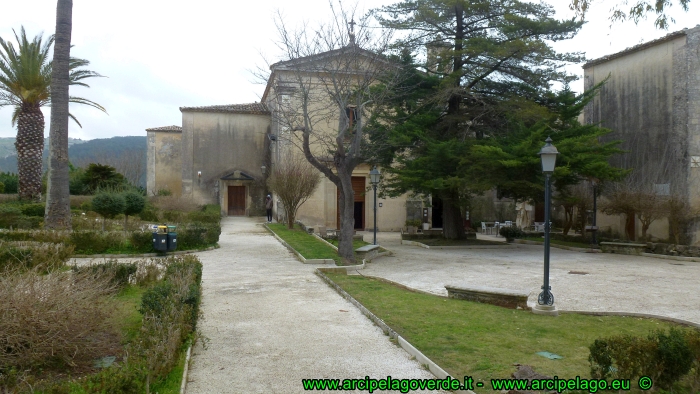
167 232 177 251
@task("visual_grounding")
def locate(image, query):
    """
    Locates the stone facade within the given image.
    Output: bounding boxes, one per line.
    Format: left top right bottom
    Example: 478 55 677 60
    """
146 48 413 228
583 25 700 243
146 126 182 197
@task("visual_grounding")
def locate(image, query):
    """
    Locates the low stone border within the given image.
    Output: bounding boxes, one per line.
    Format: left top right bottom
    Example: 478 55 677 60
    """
180 343 193 394
559 310 700 329
445 285 529 310
600 242 646 255
264 224 334 264
514 239 601 253
315 269 469 390
72 245 219 259
401 240 431 249
641 253 700 263
401 240 509 249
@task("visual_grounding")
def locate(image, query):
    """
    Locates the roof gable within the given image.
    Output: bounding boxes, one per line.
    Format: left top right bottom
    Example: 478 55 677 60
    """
220 170 256 181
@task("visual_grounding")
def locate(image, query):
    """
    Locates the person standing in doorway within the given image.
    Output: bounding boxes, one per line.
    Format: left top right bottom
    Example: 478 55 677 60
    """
265 195 273 223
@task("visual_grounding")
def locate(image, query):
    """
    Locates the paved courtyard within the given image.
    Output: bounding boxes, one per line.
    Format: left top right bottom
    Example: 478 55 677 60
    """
360 231 700 325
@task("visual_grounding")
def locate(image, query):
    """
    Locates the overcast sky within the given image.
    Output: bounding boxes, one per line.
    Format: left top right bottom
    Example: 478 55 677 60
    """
0 0 696 140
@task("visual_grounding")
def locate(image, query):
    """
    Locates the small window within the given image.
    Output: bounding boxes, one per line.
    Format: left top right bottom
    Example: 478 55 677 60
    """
654 183 670 196
345 106 358 130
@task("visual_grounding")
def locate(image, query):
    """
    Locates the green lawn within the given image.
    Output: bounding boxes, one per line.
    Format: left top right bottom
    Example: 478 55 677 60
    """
327 238 371 249
324 272 681 392
267 223 342 263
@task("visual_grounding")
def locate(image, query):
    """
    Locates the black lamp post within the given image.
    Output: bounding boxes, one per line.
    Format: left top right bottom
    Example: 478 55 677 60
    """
369 167 381 245
537 137 559 310
592 179 598 246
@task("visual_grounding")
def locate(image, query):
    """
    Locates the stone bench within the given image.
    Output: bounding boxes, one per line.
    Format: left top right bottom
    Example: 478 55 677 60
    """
355 244 380 261
599 242 646 256
445 285 529 309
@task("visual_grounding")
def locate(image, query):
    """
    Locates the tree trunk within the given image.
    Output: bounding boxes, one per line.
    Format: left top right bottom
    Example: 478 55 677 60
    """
562 205 574 235
625 212 635 241
337 176 356 264
44 0 73 229
15 106 44 201
287 211 295 229
442 190 465 240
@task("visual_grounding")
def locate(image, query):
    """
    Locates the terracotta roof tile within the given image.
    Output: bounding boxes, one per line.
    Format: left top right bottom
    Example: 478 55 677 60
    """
145 125 182 132
179 102 269 114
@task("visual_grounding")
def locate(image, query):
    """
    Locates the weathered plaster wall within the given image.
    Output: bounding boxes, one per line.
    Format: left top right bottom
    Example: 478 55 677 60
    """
146 131 182 197
181 111 269 214
584 26 700 243
584 35 687 190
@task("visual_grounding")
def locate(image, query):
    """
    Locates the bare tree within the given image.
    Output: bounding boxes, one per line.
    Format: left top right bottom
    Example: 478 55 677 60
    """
263 3 397 263
267 151 321 229
601 177 667 241
555 181 594 236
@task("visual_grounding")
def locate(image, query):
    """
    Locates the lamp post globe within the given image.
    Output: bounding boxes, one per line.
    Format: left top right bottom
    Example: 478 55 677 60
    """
369 167 381 245
536 137 559 314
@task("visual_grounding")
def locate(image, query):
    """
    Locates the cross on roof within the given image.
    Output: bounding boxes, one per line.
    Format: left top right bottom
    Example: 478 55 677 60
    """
348 19 356 45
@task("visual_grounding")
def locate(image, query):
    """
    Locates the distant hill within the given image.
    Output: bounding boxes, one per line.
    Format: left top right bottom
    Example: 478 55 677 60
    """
0 136 147 187
0 137 87 159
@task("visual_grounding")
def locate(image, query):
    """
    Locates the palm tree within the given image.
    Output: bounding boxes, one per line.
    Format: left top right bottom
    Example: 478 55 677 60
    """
46 0 75 229
0 27 104 201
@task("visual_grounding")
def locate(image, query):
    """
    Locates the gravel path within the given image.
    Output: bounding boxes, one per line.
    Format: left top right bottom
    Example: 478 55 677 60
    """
361 232 700 325
185 217 447 393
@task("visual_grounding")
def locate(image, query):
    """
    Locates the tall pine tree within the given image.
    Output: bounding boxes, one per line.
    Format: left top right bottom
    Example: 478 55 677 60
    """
372 0 583 238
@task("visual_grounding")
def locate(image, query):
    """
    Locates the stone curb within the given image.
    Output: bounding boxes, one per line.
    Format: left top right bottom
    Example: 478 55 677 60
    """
514 239 601 253
558 310 700 329
314 233 393 261
338 274 700 333
401 240 510 249
314 269 473 392
263 224 334 265
641 253 700 263
72 246 219 259
515 240 700 262
180 344 193 394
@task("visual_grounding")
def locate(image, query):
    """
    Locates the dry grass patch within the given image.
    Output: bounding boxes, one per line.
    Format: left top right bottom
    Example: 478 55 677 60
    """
150 195 200 213
0 270 120 373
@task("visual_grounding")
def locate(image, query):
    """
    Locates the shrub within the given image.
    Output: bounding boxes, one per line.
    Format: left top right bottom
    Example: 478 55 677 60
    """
151 195 199 213
0 182 4 193
92 192 125 231
92 192 125 219
654 328 694 388
499 226 524 239
73 261 138 288
81 163 128 193
0 172 18 194
123 191 146 219
139 205 159 222
137 255 202 382
589 328 699 390
69 195 92 209
405 219 422 228
19 203 45 217
70 231 124 254
130 231 154 253
173 224 220 250
0 270 119 373
0 242 73 273
0 205 22 228
188 208 220 224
